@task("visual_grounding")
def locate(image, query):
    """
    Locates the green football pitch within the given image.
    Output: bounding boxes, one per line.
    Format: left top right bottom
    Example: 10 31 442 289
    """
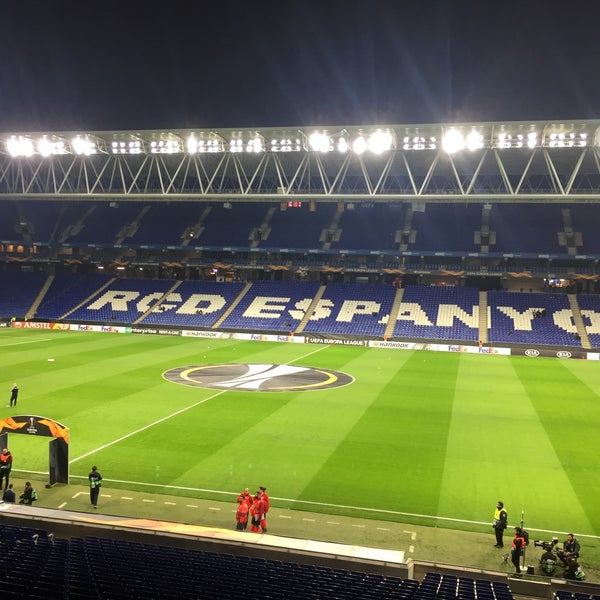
2 328 599 540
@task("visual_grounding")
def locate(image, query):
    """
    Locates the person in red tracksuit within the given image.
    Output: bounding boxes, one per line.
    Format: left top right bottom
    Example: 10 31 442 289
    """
249 491 264 533
259 486 270 533
236 487 252 507
235 487 252 531
236 498 250 531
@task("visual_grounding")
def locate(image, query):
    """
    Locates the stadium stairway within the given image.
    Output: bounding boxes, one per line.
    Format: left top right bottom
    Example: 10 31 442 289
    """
568 294 592 349
212 281 253 328
134 280 183 324
479 290 489 343
384 286 406 339
295 284 327 333
26 274 55 320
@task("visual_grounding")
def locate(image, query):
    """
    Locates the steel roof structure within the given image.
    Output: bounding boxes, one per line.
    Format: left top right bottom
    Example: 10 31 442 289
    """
1 119 600 203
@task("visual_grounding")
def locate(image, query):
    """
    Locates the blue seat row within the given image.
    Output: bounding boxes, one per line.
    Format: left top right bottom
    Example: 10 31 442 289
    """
0 525 518 600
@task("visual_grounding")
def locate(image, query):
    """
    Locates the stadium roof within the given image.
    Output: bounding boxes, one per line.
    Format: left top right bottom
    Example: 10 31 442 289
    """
1 120 600 203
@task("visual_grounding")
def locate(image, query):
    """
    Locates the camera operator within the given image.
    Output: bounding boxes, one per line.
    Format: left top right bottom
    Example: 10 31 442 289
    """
539 543 558 575
557 533 580 566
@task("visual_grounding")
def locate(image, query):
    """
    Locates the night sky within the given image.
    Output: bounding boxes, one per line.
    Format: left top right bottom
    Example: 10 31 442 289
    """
1 0 599 132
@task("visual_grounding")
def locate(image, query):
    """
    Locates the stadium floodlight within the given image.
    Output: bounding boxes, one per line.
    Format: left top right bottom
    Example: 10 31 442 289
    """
527 132 538 149
337 137 350 153
497 132 524 149
367 129 393 154
229 138 243 153
548 131 587 148
111 140 142 154
198 139 221 153
402 135 437 151
442 129 465 154
270 137 302 152
37 136 67 156
151 138 182 154
245 137 264 152
6 135 35 157
229 133 265 153
187 134 198 154
186 132 224 154
308 132 332 153
71 135 98 155
352 135 368 154
465 131 484 152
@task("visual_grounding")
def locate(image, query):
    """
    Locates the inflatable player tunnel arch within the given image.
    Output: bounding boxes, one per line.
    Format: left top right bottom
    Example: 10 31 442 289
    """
0 415 69 486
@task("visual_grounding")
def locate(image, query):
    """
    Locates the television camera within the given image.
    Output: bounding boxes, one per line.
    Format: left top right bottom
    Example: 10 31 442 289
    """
534 537 559 550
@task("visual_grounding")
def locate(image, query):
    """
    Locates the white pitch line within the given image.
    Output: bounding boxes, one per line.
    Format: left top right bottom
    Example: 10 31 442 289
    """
164 501 176 505
69 389 230 464
57 343 600 543
70 345 329 465
121 496 133 500
64 475 600 542
0 337 54 347
186 504 198 508
286 344 330 364
58 502 67 509
142 499 155 503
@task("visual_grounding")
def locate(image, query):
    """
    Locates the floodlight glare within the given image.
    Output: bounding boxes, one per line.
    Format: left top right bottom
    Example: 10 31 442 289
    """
72 136 97 155
37 136 66 156
6 135 34 157
308 132 331 153
368 130 393 154
337 137 349 153
353 136 368 154
465 131 484 151
442 129 465 154
38 138 53 157
527 132 538 149
187 135 198 153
